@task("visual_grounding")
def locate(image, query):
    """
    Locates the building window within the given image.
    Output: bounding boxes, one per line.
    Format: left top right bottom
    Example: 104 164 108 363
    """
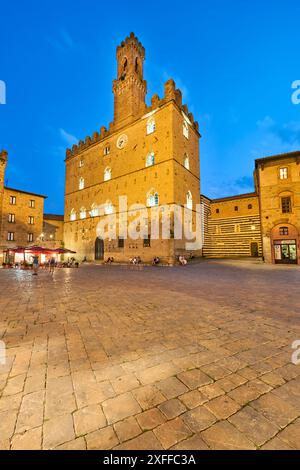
143 236 151 247
183 121 189 139
104 201 114 215
248 204 253 210
186 191 193 210
28 216 35 225
8 214 15 223
147 118 156 135
79 159 84 168
70 209 76 221
79 177 85 190
146 152 155 167
281 196 292 214
80 207 86 219
279 227 289 236
147 190 159 207
9 196 16 205
216 209 220 214
118 237 125 248
234 206 239 212
279 167 288 180
7 232 14 241
104 145 110 156
90 204 99 217
184 155 190 170
29 199 35 208
104 167 112 181
28 233 34 242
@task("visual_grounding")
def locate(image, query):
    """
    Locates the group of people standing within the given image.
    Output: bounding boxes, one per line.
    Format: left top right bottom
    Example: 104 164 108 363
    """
32 256 56 276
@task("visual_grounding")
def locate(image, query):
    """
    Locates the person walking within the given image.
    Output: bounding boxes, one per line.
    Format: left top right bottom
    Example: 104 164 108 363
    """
49 257 56 275
32 255 39 275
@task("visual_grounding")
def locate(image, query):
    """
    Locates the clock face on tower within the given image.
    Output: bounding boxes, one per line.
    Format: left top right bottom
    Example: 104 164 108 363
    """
117 134 128 149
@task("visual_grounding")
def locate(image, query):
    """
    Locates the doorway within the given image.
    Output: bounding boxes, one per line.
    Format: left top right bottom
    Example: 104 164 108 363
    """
95 237 104 261
250 242 259 257
274 240 297 264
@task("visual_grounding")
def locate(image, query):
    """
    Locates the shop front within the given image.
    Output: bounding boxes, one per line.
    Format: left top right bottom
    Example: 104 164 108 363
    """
271 224 299 265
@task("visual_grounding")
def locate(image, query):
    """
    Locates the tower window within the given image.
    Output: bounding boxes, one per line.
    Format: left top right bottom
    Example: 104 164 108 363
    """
146 153 155 167
90 204 99 218
105 201 114 215
147 118 156 135
9 196 16 205
183 121 189 139
184 155 190 170
8 213 15 223
234 206 239 212
281 196 292 213
80 207 87 220
279 167 288 180
104 145 110 156
79 177 85 190
79 159 84 168
186 191 193 210
248 204 253 210
70 209 76 221
7 232 14 241
279 227 289 236
216 209 220 214
104 167 112 181
147 190 159 207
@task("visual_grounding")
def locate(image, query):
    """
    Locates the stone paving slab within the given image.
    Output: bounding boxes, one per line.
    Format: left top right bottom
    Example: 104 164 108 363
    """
0 260 300 450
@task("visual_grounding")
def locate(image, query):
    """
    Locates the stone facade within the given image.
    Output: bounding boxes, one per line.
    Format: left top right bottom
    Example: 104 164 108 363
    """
202 193 262 259
42 214 64 250
255 151 300 264
64 33 201 264
0 150 47 262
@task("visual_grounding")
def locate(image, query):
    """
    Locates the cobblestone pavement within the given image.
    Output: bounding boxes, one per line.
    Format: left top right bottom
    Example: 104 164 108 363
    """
1 260 300 450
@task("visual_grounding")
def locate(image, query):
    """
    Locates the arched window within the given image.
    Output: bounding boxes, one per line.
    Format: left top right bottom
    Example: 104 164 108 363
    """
79 177 85 190
183 121 189 139
104 167 112 181
147 190 159 207
70 209 76 221
90 203 99 218
186 191 193 210
147 118 156 135
80 207 86 220
184 155 190 170
105 201 114 215
146 152 155 167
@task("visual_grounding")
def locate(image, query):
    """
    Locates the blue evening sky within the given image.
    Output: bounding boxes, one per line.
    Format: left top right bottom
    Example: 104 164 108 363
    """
1 0 300 213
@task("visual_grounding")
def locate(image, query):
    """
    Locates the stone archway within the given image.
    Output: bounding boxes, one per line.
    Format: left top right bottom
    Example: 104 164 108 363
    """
271 223 299 265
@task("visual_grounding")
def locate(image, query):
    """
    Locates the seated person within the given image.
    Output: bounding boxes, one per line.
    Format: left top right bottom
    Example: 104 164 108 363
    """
179 255 188 266
152 257 160 265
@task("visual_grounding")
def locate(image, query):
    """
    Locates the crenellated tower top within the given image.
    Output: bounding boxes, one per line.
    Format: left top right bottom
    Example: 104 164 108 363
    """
113 33 147 127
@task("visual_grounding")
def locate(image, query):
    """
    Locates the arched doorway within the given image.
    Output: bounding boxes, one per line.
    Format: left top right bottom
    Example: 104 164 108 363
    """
271 224 299 265
95 237 104 261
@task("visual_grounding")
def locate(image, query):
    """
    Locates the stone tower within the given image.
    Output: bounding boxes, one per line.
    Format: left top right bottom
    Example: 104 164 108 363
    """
113 33 147 127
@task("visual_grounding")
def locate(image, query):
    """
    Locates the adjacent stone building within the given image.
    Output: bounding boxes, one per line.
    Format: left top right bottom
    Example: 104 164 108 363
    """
42 214 64 250
0 150 47 262
64 33 201 264
202 193 262 259
255 151 300 264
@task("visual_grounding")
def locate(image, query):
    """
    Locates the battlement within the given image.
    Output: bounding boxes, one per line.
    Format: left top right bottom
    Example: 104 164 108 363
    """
66 78 199 160
117 32 145 60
